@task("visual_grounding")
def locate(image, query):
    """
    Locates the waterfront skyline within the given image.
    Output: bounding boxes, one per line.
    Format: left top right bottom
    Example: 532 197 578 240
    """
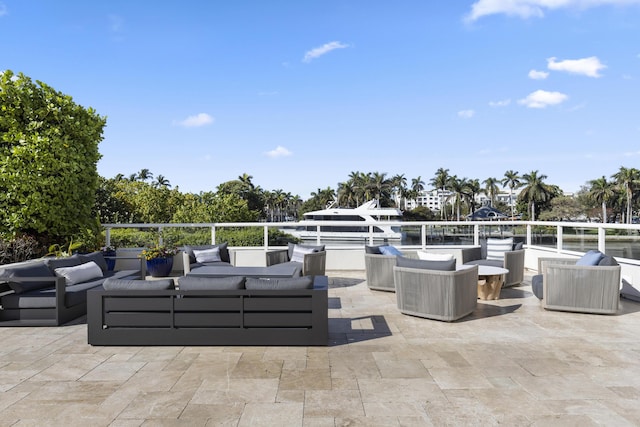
2 1 640 197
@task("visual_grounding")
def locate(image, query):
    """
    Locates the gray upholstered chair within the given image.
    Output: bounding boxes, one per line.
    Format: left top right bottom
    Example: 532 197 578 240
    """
461 238 525 287
532 253 621 314
266 243 326 276
364 245 417 292
393 263 478 322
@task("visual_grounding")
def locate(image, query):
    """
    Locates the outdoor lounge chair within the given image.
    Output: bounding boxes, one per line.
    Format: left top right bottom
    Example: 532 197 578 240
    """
364 245 419 292
461 238 525 287
393 257 478 321
266 243 326 276
531 251 621 314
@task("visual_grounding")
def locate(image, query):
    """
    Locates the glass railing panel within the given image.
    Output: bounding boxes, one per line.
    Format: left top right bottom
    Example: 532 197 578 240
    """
529 225 557 249
423 224 474 246
561 226 598 253
604 228 640 260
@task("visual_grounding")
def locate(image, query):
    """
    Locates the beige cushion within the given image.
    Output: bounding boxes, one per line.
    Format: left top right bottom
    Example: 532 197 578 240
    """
193 247 221 263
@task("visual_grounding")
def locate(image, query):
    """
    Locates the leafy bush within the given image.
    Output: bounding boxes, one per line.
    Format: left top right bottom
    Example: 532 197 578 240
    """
0 235 45 265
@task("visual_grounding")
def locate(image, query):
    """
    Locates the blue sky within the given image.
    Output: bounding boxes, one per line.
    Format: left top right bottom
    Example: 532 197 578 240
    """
2 0 640 198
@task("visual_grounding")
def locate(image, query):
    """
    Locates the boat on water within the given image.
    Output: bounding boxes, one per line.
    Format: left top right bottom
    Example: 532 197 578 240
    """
282 200 404 243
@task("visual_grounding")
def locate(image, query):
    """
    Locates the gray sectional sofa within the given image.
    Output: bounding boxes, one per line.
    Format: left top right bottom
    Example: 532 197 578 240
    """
87 275 329 346
0 252 142 326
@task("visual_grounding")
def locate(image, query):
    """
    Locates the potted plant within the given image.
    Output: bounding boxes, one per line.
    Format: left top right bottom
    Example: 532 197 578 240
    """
101 245 117 271
140 246 179 277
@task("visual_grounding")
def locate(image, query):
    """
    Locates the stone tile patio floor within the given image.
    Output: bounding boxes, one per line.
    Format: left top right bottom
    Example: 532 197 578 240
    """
1 271 640 426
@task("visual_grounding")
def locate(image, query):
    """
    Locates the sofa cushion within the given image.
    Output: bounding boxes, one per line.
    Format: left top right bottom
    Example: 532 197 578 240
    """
103 278 174 291
178 276 246 290
290 245 317 263
417 251 454 261
1 262 55 294
379 245 403 256
287 242 324 259
65 277 113 306
192 247 221 263
245 276 314 290
486 238 514 261
54 261 104 286
184 243 230 263
80 251 109 273
598 255 619 266
396 256 456 271
0 287 57 309
365 245 384 254
43 254 85 273
576 250 605 266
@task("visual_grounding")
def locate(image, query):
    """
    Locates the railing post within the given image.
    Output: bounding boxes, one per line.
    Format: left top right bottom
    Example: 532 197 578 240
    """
598 226 606 253
316 225 321 246
105 227 111 247
526 224 532 246
264 225 269 250
474 224 480 246
158 226 163 246
369 225 374 246
557 225 563 253
421 224 426 249
211 226 216 244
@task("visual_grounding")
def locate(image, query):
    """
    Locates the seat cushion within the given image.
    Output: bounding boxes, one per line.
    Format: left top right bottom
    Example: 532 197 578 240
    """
1 262 55 294
245 276 313 290
464 258 503 268
0 287 57 309
103 278 174 291
531 274 543 299
396 256 456 271
178 276 246 290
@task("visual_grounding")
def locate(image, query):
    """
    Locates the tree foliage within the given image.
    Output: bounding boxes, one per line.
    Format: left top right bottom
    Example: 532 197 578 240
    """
0 71 106 243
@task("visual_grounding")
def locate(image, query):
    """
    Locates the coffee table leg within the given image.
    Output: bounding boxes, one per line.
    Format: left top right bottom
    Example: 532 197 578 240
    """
478 275 504 300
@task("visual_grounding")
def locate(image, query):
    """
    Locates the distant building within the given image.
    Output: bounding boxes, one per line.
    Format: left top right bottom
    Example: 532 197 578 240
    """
397 188 521 214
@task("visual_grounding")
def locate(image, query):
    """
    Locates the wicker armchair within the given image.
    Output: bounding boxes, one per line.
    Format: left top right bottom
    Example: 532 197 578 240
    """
461 244 525 287
364 248 418 292
393 264 478 322
534 256 621 314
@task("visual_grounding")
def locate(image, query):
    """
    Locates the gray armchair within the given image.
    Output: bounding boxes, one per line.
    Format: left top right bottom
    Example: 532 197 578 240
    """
364 246 417 292
266 244 326 276
532 255 621 314
461 240 524 287
393 264 478 322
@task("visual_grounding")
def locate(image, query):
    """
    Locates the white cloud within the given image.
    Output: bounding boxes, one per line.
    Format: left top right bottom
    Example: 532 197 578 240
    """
175 113 214 127
265 146 292 158
547 56 606 77
489 99 511 107
518 89 568 108
303 41 349 63
457 109 476 118
528 69 549 80
465 0 640 22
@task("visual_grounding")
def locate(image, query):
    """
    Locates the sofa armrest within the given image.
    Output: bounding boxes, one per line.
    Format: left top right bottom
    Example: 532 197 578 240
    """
266 249 289 266
461 246 482 264
537 257 576 275
303 251 326 276
503 249 525 287
182 252 192 275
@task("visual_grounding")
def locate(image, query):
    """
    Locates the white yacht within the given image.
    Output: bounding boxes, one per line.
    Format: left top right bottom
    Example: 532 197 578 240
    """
284 200 404 243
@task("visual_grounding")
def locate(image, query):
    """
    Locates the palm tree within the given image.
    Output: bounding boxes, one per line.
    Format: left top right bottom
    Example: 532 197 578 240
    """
465 178 481 218
447 175 468 221
482 177 500 207
430 168 450 220
368 172 392 204
588 176 615 223
391 173 408 208
154 175 171 188
502 170 521 219
137 168 153 181
611 166 640 224
520 170 553 221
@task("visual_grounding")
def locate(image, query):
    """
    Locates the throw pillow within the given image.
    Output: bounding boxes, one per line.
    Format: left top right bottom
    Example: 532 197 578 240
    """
192 247 221 263
486 238 514 261
395 256 456 271
365 245 384 254
178 276 245 290
184 242 230 263
103 278 174 290
598 255 619 266
417 251 454 261
287 242 324 259
576 250 605 266
54 261 103 286
245 276 314 290
290 244 317 263
379 245 403 256
2 263 55 294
